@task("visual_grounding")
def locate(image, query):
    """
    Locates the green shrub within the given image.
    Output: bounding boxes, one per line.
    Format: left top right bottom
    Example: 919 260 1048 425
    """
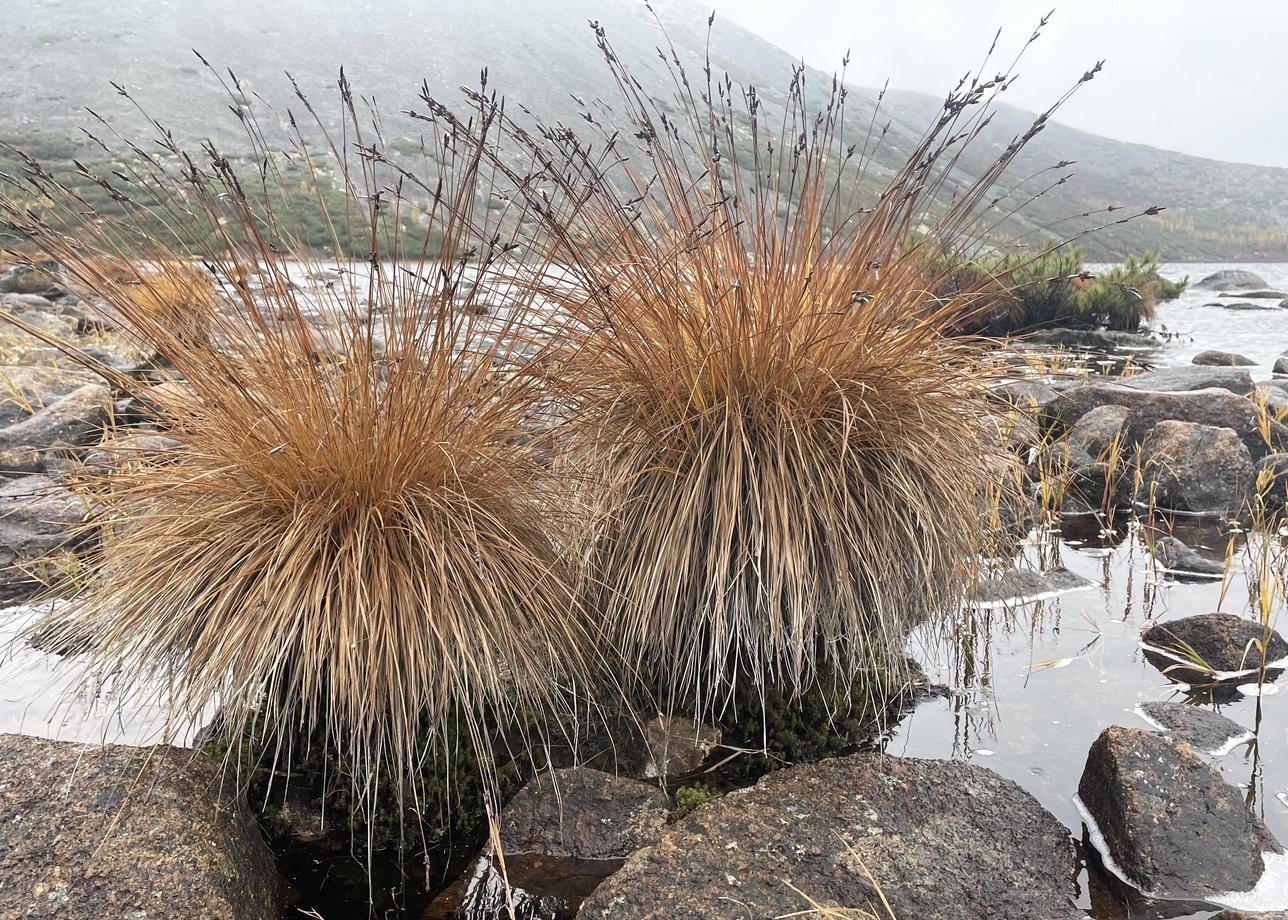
938 246 1187 334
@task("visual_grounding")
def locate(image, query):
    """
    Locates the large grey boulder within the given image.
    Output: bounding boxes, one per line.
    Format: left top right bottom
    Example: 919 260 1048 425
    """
1140 421 1253 515
580 754 1082 919
1042 384 1286 461
1197 269 1269 291
1078 726 1280 900
1067 404 1129 460
83 431 181 474
989 379 1059 410
1254 453 1288 508
1193 350 1256 367
0 365 98 428
0 734 283 919
0 475 91 602
0 382 113 475
1141 612 1288 685
1120 366 1254 395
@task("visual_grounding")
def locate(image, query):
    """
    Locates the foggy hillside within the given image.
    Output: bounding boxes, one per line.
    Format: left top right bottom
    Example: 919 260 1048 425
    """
5 0 1288 258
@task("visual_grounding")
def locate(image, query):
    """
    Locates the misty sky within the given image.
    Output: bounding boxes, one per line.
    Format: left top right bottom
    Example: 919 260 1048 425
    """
715 0 1288 168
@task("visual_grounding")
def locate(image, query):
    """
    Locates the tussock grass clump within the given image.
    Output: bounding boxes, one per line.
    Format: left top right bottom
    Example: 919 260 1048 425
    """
415 15 1124 717
0 77 598 822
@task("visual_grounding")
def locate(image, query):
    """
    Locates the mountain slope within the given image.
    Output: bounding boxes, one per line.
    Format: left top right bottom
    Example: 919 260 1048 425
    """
5 0 1287 259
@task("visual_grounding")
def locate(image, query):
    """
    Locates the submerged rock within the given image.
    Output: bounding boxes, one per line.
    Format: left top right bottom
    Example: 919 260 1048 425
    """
1197 269 1269 291
1151 534 1227 578
1193 350 1256 367
1077 726 1280 900
427 768 668 919
971 566 1095 607
1141 612 1288 685
1140 421 1253 515
580 754 1082 919
1214 302 1278 311
0 734 283 919
1136 701 1252 754
0 475 91 602
1120 365 1254 395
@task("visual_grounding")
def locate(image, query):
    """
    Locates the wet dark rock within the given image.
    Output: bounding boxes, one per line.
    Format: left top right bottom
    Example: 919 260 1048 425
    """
971 566 1094 606
580 753 1083 919
1077 726 1280 900
1119 365 1254 395
427 768 668 919
1140 421 1253 515
1197 269 1269 291
1151 534 1227 577
0 382 113 475
1060 461 1133 514
1042 383 1287 461
1193 350 1257 366
1067 404 1129 460
0 475 92 602
637 716 721 780
499 767 669 860
1276 355 1288 376
1084 846 1214 920
425 855 624 920
1232 290 1288 299
0 733 283 919
1141 612 1288 685
1136 701 1251 754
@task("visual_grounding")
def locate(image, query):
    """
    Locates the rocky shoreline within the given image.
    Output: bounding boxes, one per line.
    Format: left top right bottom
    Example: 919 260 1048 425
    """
0 266 1287 918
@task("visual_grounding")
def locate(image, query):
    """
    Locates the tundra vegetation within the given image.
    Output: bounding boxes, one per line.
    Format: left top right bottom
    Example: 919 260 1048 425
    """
0 9 1178 909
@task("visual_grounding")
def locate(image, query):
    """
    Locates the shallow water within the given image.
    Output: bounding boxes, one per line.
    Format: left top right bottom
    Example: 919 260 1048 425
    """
892 514 1288 917
1105 261 1288 369
0 601 208 748
3 262 1288 917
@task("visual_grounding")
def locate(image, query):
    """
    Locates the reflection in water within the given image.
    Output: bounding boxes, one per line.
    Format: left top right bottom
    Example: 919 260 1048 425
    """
892 512 1287 917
